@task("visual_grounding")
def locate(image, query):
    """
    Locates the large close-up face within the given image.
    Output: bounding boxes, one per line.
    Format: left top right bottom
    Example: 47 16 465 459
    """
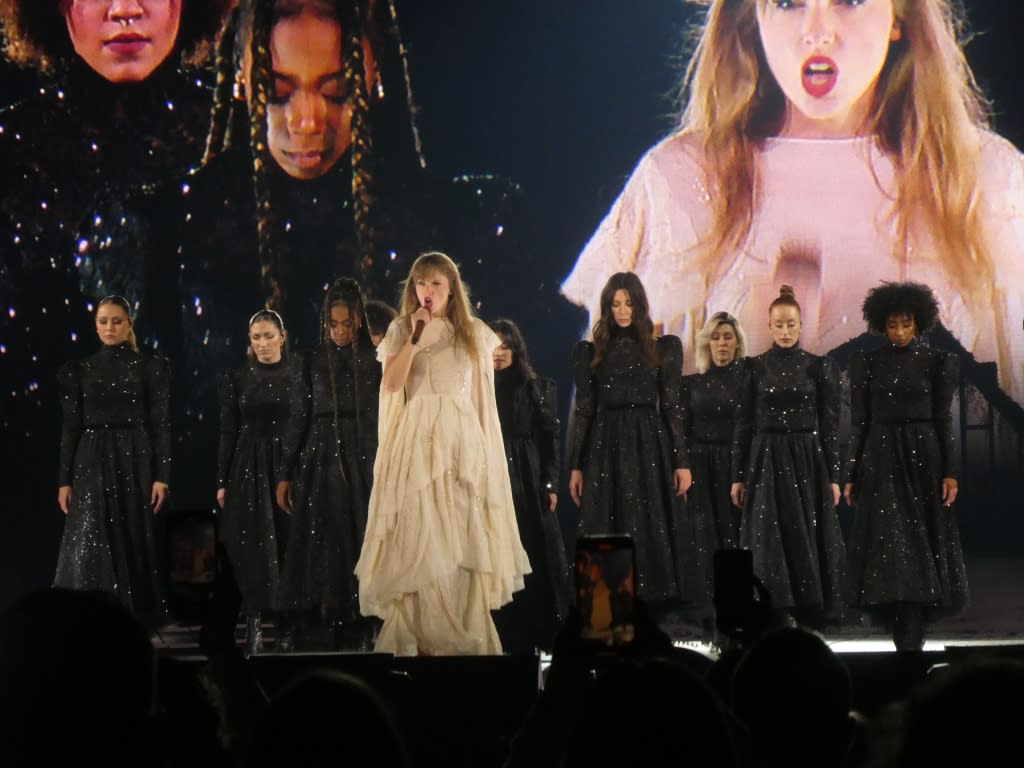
493 337 514 371
266 7 350 180
769 304 802 347
249 319 285 364
95 302 133 345
610 289 633 328
885 311 916 348
710 322 739 366
328 303 360 347
415 271 452 317
756 0 901 137
64 0 182 83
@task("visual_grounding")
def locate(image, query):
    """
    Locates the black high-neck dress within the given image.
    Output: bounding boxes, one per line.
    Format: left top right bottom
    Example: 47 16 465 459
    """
732 344 845 625
681 357 749 623
492 367 568 653
279 340 381 619
54 342 172 625
845 340 967 618
216 357 308 615
570 326 690 602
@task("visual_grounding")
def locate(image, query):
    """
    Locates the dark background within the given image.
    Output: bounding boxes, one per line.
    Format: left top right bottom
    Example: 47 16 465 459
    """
1 1 1022 613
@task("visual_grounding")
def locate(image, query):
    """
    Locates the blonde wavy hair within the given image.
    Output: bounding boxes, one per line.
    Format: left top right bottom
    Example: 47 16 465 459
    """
695 310 747 373
679 0 992 304
398 252 478 359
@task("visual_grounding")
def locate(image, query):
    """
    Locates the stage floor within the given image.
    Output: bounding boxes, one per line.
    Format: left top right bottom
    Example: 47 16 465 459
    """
153 555 1024 658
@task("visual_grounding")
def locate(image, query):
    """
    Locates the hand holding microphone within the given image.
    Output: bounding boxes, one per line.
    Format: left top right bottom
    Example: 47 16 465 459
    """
411 300 432 345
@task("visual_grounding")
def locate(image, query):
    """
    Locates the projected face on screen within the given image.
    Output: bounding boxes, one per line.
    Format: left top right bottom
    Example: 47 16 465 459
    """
561 0 1024 406
265 4 352 180
64 0 182 83
756 0 901 137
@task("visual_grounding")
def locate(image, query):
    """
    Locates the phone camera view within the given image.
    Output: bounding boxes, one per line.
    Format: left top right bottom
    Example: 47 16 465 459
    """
576 536 635 647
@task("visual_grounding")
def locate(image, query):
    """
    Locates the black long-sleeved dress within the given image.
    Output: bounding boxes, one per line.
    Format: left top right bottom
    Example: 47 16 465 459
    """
571 327 690 602
845 341 967 618
492 369 568 653
732 344 845 624
278 340 380 617
216 357 308 615
54 342 171 624
680 358 749 621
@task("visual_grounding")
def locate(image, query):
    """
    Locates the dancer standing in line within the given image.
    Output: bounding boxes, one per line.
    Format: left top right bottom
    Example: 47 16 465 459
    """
845 281 966 650
490 317 568 654
731 286 844 629
356 252 529 656
217 309 305 654
681 310 749 641
569 272 692 611
55 295 170 627
277 277 380 650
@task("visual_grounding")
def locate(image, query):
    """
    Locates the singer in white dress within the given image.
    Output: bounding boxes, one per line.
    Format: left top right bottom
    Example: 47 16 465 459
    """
356 252 531 656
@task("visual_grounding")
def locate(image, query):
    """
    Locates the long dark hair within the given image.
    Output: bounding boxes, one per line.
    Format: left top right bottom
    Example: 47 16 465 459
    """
591 272 658 368
0 0 232 71
203 0 425 310
489 318 536 381
321 277 370 486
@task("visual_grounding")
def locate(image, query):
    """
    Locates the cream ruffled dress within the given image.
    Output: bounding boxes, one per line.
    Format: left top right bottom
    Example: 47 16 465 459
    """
355 316 531 655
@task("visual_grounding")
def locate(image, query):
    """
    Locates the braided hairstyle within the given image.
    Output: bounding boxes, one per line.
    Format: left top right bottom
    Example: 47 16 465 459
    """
321 277 371 485
203 0 392 314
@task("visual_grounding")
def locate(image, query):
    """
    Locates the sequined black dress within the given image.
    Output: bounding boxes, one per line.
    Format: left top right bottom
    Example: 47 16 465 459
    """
54 343 171 624
216 357 308 615
732 345 845 624
570 329 690 602
492 370 568 653
0 59 212 444
680 358 749 621
845 341 967 618
279 341 380 616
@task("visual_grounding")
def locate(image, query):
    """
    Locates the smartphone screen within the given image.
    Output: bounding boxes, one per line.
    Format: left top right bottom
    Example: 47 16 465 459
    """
165 508 218 626
575 534 636 647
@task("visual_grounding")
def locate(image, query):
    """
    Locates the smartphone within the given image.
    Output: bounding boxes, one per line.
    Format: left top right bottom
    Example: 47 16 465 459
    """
574 534 636 647
165 508 219 627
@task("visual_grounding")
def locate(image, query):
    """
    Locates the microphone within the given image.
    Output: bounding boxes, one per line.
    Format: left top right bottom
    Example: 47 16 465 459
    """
411 318 426 345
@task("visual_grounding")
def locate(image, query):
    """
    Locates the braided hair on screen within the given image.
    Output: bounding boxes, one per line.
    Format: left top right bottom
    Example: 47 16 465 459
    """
201 1 391 313
321 277 372 486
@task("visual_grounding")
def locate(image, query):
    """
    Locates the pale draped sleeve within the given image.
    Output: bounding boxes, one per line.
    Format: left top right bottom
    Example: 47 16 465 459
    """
370 317 410 528
469 318 531 606
976 132 1024 405
560 133 713 353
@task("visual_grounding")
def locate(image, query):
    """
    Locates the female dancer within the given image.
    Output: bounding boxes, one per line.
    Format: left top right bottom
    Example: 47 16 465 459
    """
216 309 305 654
355 252 529 656
490 317 568 654
680 311 748 640
277 278 380 650
845 281 967 650
569 272 691 608
55 295 170 626
731 286 844 628
562 0 1024 405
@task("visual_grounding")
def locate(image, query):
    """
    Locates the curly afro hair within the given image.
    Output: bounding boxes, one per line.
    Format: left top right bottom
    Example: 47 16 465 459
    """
0 0 233 72
861 281 940 334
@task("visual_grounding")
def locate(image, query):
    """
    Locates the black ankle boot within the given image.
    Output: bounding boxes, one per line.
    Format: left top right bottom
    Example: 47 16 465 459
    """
246 614 264 656
276 615 296 653
893 606 925 652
